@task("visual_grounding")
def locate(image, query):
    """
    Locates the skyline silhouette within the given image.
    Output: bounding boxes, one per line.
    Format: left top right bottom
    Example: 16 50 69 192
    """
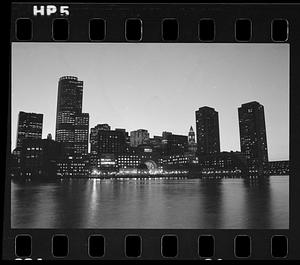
11 43 289 160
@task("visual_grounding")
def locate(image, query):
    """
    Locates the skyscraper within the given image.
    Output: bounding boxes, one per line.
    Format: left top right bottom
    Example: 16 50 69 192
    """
55 76 89 156
195 106 220 156
130 129 150 147
238 101 269 173
16 111 43 149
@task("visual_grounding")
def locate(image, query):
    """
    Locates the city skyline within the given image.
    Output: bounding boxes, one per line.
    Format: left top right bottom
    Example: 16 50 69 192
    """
12 43 289 160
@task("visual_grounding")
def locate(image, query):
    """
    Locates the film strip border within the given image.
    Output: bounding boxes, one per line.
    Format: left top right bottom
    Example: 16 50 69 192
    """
10 3 298 42
7 230 289 260
6 2 300 260
14 15 289 42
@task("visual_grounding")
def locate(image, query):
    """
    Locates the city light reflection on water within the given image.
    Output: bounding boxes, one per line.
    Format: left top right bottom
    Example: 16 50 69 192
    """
11 175 288 229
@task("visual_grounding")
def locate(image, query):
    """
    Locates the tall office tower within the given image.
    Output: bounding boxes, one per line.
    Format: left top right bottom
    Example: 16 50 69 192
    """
195 106 220 156
188 126 197 154
238 101 269 173
16 111 43 149
130 129 150 147
90 124 111 154
162 131 188 155
55 76 89 156
74 113 89 156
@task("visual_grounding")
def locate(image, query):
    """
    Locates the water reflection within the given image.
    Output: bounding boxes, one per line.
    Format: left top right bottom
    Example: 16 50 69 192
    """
11 176 289 229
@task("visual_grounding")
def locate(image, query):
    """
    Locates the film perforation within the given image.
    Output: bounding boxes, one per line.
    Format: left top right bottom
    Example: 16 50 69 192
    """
271 19 289 42
161 234 178 258
15 18 32 41
52 18 69 41
161 18 179 41
235 18 252 42
125 234 142 258
234 235 251 258
52 234 69 258
198 235 215 258
125 18 143 42
271 235 288 258
88 234 105 258
89 18 106 41
198 18 215 42
15 234 32 258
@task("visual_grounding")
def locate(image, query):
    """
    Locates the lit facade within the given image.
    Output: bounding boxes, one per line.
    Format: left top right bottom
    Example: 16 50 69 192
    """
91 153 117 172
159 153 196 166
198 151 248 175
55 76 89 156
156 152 198 173
74 113 89 156
117 154 141 169
57 157 89 178
268 160 289 175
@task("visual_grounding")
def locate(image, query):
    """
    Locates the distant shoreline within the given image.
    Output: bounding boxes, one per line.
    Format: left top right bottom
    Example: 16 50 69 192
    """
11 174 289 182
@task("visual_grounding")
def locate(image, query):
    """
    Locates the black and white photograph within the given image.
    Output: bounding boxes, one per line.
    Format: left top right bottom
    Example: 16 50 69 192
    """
9 43 289 229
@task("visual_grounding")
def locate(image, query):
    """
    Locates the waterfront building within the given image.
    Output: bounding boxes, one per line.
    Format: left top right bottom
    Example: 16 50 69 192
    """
268 160 289 175
90 153 117 173
90 125 129 169
158 152 198 170
198 151 248 176
117 153 141 169
195 106 220 156
90 124 111 154
57 156 89 178
146 136 163 150
136 144 161 168
19 137 65 178
130 129 150 147
95 128 128 155
161 131 188 155
238 101 269 174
